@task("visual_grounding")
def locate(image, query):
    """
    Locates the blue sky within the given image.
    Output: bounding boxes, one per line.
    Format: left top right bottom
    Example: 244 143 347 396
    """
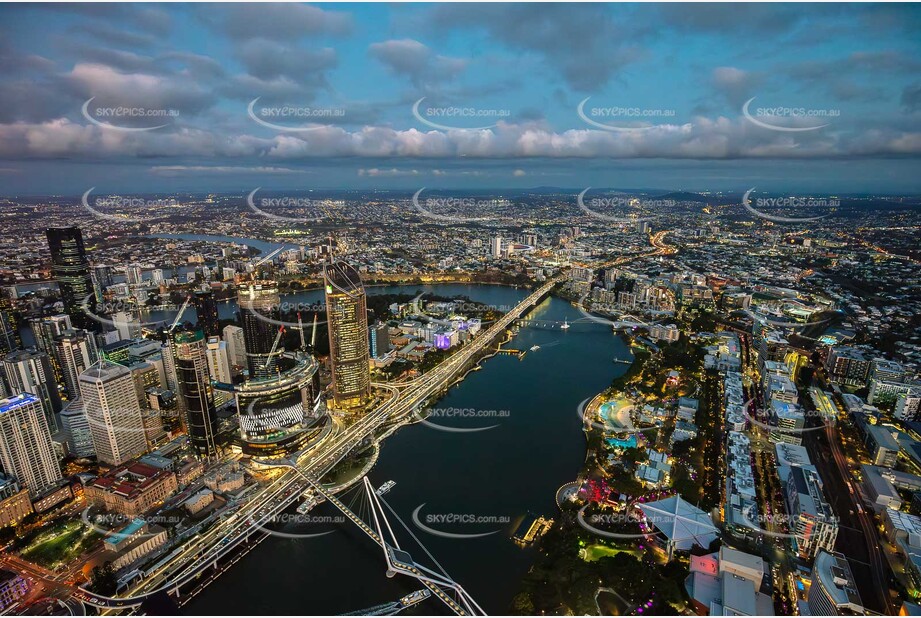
0 3 919 195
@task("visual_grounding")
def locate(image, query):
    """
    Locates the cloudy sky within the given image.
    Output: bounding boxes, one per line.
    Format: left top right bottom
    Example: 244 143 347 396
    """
0 2 919 195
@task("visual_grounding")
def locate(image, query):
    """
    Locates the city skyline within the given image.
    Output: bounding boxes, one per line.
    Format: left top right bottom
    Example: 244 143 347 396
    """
0 2 919 617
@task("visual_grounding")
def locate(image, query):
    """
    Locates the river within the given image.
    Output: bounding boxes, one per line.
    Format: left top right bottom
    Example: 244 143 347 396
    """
184 284 632 615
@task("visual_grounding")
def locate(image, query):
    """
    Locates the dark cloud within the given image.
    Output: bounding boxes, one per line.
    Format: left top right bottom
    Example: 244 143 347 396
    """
62 44 160 73
429 4 641 92
0 41 55 76
654 3 806 35
62 62 218 122
789 51 921 81
369 39 466 90
67 23 158 49
238 39 337 83
161 52 226 80
784 50 920 103
201 4 351 41
29 4 173 35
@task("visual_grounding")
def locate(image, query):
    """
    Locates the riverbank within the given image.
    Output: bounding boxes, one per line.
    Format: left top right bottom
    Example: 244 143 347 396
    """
512 328 715 615
186 288 630 615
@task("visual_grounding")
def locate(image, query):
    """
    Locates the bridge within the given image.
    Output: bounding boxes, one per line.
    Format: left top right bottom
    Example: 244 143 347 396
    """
513 318 575 329
77 275 561 613
517 312 650 331
283 471 485 616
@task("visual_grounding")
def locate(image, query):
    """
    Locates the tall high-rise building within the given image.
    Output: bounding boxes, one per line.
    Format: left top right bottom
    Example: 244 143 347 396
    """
0 393 62 497
158 340 179 394
205 337 233 406
0 307 20 356
490 236 503 258
54 329 98 400
111 311 141 342
125 264 143 286
223 325 246 368
370 322 390 359
324 262 370 411
30 315 72 353
60 399 95 458
238 282 283 380
79 359 148 466
1 349 61 433
91 265 113 302
173 328 219 458
46 227 96 331
193 291 221 338
783 466 838 559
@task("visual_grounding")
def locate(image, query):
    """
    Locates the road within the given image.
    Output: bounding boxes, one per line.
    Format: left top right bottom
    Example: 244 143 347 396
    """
0 553 83 615
77 275 563 610
808 421 893 614
808 367 893 614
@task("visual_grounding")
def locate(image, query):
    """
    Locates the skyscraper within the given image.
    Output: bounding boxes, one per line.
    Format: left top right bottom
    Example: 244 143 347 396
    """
173 328 219 458
125 264 143 286
54 329 98 400
490 236 503 258
111 311 141 341
46 227 96 331
223 325 246 368
238 282 283 380
30 314 72 380
0 299 20 356
193 291 220 338
1 349 61 433
370 322 390 359
79 359 148 466
0 393 62 497
324 262 370 411
60 399 95 458
91 265 113 302
205 337 233 407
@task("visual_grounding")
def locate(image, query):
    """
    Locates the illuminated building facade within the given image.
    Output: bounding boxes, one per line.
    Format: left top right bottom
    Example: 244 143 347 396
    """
219 354 325 459
193 291 221 338
0 394 62 497
238 282 283 380
324 262 371 411
173 328 220 458
46 226 96 331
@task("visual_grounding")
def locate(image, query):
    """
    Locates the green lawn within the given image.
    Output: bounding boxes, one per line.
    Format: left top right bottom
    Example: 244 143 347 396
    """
582 544 641 562
20 520 100 568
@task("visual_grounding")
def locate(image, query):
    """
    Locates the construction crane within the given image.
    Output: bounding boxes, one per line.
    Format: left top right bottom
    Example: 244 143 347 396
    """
254 246 284 268
262 325 285 374
168 295 193 333
297 312 306 349
310 314 318 349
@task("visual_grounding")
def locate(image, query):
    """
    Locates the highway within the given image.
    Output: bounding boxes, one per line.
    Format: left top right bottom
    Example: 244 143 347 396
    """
817 420 894 614
77 275 563 611
804 367 894 614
